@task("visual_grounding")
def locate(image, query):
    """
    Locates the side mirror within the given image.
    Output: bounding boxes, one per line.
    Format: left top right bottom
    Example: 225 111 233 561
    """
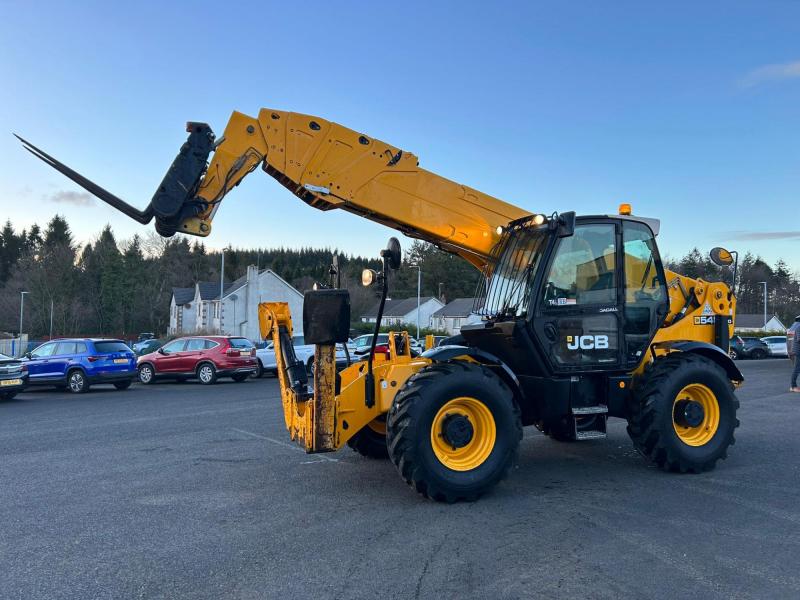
382 237 402 270
24 352 32 359
710 247 734 267
556 211 576 237
157 347 166 355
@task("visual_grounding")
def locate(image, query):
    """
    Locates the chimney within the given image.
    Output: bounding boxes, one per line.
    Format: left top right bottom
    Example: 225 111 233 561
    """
247 264 259 282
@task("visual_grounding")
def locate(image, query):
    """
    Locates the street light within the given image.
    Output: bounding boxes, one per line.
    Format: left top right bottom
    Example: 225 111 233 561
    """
758 281 767 329
409 265 421 339
19 291 29 355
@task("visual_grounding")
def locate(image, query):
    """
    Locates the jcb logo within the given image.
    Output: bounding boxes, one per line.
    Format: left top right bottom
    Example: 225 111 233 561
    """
566 335 609 350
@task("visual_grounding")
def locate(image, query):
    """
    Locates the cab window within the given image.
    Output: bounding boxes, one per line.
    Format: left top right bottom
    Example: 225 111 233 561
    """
543 224 617 306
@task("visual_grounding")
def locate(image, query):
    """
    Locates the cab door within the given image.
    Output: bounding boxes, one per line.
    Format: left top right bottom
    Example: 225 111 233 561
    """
621 221 669 368
532 221 623 372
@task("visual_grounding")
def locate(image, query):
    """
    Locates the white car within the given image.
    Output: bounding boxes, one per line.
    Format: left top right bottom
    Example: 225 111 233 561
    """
761 336 788 357
255 336 353 377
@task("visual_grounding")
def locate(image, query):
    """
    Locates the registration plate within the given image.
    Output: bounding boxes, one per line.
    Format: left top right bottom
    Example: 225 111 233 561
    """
113 358 129 364
1 379 22 386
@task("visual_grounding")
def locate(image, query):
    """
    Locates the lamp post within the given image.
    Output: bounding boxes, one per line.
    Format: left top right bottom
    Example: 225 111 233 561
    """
409 265 421 339
758 281 767 329
230 293 238 336
19 291 29 354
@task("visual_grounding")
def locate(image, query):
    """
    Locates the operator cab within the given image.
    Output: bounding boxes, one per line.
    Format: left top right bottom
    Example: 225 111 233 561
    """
462 210 669 379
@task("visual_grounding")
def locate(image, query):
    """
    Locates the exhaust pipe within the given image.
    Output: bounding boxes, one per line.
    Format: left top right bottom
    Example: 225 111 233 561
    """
15 122 216 237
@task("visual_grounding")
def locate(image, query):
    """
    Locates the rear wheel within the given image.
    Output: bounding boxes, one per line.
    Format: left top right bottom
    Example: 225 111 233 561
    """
232 373 249 383
347 418 389 459
750 348 767 360
387 361 521 502
627 353 739 473
728 349 739 360
197 363 217 385
114 380 132 390
67 369 89 394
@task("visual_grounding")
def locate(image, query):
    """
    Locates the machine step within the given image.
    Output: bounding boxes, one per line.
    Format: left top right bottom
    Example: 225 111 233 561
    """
576 430 608 441
571 405 608 415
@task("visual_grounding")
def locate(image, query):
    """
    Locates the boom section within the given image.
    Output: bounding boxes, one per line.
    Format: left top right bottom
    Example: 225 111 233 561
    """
192 109 530 269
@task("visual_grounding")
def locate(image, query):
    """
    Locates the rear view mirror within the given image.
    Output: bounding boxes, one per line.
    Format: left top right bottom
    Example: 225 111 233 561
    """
556 211 576 237
383 237 402 270
710 247 734 267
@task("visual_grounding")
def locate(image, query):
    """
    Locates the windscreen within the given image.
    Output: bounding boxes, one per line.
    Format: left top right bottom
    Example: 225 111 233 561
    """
228 338 254 349
476 226 549 319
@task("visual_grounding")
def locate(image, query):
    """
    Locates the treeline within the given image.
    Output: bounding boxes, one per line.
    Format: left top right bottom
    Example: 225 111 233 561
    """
665 248 800 325
0 216 475 338
1 216 797 337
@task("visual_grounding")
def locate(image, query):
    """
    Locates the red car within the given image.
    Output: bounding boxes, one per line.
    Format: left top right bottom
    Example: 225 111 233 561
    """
137 336 257 385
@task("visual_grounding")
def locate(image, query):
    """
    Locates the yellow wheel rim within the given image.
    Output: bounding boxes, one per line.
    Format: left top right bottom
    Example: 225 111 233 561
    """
672 383 720 446
430 397 496 471
367 418 387 435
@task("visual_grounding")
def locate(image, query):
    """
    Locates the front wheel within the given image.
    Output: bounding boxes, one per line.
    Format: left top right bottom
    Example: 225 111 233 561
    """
387 361 522 503
138 364 155 385
750 349 767 360
231 373 249 383
627 353 739 473
0 392 17 401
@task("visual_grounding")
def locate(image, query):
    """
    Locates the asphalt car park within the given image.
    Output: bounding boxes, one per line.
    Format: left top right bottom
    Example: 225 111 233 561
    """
1 359 798 599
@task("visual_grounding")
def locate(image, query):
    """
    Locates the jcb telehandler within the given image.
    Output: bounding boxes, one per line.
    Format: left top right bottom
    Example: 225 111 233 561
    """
17 108 742 502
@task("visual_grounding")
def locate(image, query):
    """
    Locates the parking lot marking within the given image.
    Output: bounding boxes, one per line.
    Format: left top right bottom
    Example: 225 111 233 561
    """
230 427 338 462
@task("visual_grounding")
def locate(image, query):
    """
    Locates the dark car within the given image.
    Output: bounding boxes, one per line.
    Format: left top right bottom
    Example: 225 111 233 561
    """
137 336 257 385
24 339 136 393
729 336 769 360
0 353 28 400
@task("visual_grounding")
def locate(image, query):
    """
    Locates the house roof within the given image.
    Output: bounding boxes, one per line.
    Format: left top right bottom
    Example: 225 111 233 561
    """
362 297 438 319
172 287 194 305
735 313 784 329
432 298 474 318
197 281 232 301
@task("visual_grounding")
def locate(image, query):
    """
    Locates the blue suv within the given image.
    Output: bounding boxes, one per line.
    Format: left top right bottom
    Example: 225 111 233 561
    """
24 338 136 393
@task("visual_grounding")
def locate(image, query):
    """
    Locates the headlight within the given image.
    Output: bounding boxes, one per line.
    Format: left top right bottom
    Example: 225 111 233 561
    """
361 268 376 287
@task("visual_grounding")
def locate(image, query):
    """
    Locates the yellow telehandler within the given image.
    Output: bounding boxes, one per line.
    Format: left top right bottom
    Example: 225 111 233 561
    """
17 108 742 502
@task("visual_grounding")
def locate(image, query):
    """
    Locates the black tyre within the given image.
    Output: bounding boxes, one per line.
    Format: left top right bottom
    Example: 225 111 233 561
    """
67 369 89 394
627 353 739 473
253 360 264 379
386 361 522 502
232 373 249 383
196 362 217 385
306 357 315 374
138 364 155 385
0 392 17 401
750 349 766 360
728 349 739 360
114 380 132 390
347 419 389 459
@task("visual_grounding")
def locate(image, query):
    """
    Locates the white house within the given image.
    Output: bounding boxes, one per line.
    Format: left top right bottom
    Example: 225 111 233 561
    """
168 266 304 340
431 298 475 335
219 265 304 340
734 313 786 333
361 296 444 329
168 287 196 335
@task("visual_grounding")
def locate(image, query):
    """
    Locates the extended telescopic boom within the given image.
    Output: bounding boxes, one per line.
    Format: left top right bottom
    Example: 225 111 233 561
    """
17 109 530 270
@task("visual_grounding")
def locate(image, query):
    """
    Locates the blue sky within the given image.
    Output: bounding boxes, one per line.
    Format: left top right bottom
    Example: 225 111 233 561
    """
1 1 798 268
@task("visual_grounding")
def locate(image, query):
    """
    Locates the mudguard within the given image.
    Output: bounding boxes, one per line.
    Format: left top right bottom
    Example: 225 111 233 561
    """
654 340 744 383
423 345 523 396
